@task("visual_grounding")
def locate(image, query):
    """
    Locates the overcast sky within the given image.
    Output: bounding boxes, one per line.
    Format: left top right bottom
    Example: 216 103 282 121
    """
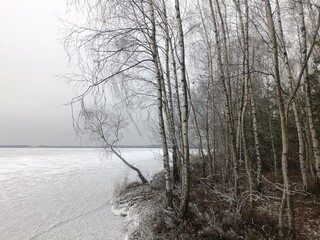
0 0 150 146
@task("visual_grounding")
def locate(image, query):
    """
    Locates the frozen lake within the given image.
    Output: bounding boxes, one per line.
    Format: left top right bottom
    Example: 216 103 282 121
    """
0 148 163 240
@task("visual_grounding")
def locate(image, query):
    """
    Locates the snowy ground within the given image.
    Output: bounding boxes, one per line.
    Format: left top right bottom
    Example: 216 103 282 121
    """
0 148 163 240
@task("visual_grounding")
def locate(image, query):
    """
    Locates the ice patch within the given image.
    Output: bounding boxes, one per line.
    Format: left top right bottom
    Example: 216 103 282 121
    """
111 204 129 217
112 203 142 240
0 148 163 240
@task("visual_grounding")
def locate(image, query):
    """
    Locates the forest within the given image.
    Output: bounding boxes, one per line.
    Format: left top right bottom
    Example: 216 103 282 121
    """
64 0 320 239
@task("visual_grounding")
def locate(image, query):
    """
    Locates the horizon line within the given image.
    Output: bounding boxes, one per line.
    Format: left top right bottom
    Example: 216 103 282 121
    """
0 144 162 149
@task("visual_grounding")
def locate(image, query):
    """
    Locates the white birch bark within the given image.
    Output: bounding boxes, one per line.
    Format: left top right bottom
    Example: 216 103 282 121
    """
161 0 180 185
209 0 238 192
234 0 253 201
174 0 190 217
148 0 173 207
275 0 308 191
298 0 320 186
264 0 295 237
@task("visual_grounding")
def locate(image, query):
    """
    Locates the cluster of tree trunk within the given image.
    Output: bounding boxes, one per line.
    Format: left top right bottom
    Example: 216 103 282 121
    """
65 0 320 238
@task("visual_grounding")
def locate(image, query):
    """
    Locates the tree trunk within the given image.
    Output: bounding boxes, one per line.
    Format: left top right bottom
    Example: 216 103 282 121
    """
162 0 180 186
209 0 238 193
241 78 253 203
174 0 190 217
298 0 320 186
275 0 308 191
188 88 206 177
170 37 182 185
198 1 215 174
267 105 278 181
234 0 253 201
264 0 295 238
110 146 148 184
148 0 173 207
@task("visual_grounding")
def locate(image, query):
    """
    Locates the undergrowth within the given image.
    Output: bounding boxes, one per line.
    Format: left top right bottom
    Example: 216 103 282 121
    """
113 157 320 240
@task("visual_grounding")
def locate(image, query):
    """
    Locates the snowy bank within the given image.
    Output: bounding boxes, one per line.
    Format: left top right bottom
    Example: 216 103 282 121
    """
112 182 162 240
110 170 170 240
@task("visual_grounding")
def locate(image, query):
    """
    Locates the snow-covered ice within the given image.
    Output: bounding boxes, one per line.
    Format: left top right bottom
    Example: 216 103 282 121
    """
0 148 163 240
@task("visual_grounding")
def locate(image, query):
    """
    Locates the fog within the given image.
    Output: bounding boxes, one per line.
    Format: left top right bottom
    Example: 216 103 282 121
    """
0 0 150 146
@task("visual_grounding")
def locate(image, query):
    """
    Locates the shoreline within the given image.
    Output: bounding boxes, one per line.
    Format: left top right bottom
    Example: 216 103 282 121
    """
0 145 162 149
111 158 320 240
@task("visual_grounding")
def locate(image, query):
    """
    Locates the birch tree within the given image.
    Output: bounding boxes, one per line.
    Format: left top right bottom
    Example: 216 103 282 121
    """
298 0 320 186
264 0 295 237
81 104 148 184
208 0 239 192
174 0 191 216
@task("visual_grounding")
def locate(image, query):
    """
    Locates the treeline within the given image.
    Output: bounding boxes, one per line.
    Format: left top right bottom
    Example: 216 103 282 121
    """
64 0 320 238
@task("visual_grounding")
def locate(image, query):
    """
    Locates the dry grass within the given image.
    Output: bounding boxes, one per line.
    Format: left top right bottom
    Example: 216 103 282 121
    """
113 157 320 240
